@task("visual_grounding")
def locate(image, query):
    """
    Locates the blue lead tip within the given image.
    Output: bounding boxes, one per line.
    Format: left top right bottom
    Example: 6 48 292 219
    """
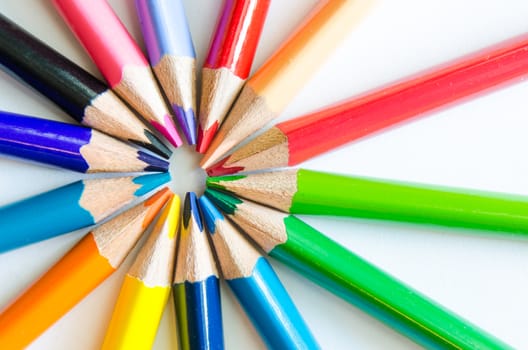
138 150 170 172
133 172 171 196
199 195 224 234
184 192 203 231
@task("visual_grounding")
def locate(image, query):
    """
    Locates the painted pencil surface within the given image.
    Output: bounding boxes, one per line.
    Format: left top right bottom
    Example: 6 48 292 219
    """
207 33 528 175
208 169 528 235
0 188 171 350
102 193 180 350
53 0 182 147
199 195 318 349
0 111 169 173
135 0 197 145
0 172 170 252
172 192 223 350
0 13 171 158
197 0 270 153
200 0 375 168
204 189 511 349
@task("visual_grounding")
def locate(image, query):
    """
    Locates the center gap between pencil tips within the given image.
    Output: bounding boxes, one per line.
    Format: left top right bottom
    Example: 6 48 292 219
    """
168 144 207 199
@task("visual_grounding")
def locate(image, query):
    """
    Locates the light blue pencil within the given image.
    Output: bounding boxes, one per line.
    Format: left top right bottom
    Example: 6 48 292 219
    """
135 0 197 145
0 173 170 252
199 195 319 349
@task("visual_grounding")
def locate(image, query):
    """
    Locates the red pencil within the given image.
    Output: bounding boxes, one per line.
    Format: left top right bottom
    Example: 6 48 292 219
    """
197 0 270 153
207 33 528 175
53 0 182 147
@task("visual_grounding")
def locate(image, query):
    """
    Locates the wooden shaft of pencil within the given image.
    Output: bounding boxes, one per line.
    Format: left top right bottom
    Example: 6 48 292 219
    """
135 0 197 145
200 0 375 168
172 192 223 350
0 188 170 349
204 189 511 349
199 195 318 349
0 111 169 173
53 0 183 147
0 13 171 158
0 173 170 252
208 33 528 174
208 169 528 235
197 0 270 153
102 194 179 350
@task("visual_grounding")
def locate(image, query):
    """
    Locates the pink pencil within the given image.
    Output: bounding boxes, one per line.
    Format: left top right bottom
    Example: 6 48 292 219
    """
53 0 182 147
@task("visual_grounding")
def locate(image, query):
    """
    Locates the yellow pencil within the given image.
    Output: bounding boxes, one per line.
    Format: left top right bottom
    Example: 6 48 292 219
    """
102 194 181 350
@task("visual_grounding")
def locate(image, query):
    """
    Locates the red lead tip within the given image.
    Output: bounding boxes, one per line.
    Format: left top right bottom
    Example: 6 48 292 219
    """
206 156 244 176
196 121 219 154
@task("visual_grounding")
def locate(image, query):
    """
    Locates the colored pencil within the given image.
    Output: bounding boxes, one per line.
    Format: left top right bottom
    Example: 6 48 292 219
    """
0 13 171 159
199 194 319 349
197 0 271 153
0 172 170 252
102 193 180 350
135 0 197 145
172 192 223 350
208 169 528 235
204 189 511 349
199 0 375 168
0 188 171 350
53 0 183 147
206 35 528 176
0 110 169 173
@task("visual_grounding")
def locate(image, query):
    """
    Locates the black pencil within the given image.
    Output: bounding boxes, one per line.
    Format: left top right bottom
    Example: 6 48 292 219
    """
0 13 171 158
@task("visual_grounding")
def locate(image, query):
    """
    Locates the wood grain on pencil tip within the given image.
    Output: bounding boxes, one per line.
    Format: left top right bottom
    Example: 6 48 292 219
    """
135 0 197 145
207 33 528 175
197 0 271 153
102 193 180 350
204 188 512 349
208 169 528 235
52 0 183 147
0 13 171 158
199 0 376 168
199 194 318 349
0 172 170 252
0 111 169 173
0 188 171 350
173 192 223 350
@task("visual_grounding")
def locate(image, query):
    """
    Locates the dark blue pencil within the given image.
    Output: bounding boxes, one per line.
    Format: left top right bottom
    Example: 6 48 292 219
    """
199 195 319 349
173 192 224 349
0 173 170 252
0 111 169 173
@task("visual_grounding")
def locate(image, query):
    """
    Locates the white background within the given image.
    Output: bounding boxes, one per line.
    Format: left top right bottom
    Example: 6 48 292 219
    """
2 0 528 349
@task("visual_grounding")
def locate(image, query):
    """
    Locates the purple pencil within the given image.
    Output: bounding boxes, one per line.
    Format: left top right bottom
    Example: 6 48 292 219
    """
135 0 197 145
0 110 169 173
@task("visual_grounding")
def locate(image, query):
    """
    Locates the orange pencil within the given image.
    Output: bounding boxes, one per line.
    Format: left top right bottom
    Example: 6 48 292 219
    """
200 0 375 168
0 188 172 349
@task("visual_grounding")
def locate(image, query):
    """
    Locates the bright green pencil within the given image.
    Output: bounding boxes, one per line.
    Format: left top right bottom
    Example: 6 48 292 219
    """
204 188 510 349
207 169 528 234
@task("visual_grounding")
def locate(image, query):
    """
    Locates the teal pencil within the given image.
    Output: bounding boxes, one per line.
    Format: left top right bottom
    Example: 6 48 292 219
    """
0 173 170 252
204 188 511 350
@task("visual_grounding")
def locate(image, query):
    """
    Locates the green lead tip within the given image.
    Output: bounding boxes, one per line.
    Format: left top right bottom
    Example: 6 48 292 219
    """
206 175 247 190
204 188 242 215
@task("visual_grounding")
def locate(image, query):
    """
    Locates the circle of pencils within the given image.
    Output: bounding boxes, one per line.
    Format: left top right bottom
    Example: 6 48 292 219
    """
2 1 528 349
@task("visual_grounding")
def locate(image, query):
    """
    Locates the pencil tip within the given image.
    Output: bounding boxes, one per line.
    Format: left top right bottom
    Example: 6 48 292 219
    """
206 156 244 176
138 150 170 172
142 130 173 159
206 175 246 189
173 106 197 145
133 172 171 196
196 121 219 154
183 192 203 231
199 195 224 234
151 114 183 148
204 188 242 215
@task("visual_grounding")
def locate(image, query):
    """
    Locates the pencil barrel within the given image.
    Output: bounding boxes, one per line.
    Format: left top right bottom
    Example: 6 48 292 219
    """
271 215 510 349
293 169 528 234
